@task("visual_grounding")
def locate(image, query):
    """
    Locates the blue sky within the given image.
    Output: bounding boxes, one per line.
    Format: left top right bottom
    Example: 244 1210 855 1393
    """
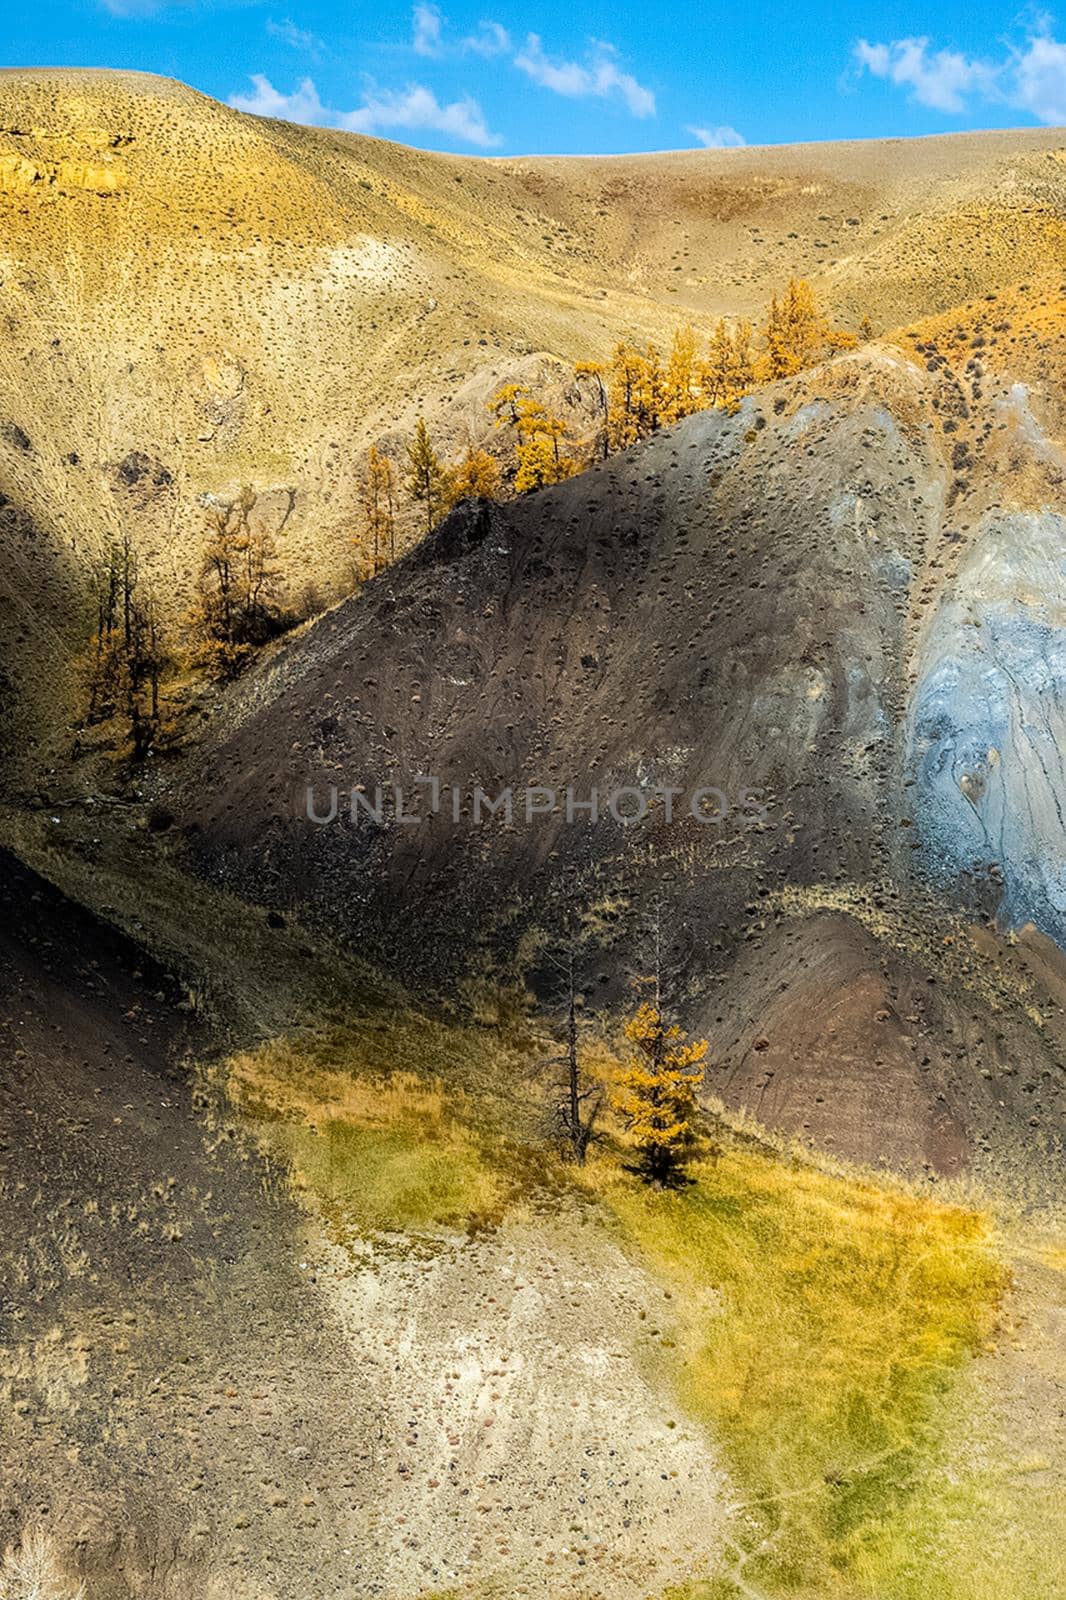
7 0 1066 154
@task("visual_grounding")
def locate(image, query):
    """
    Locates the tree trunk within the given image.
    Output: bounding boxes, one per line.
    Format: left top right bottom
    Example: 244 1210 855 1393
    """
567 955 583 1163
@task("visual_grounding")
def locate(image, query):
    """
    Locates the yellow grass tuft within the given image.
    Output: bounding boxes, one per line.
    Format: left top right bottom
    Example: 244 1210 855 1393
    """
226 1036 520 1238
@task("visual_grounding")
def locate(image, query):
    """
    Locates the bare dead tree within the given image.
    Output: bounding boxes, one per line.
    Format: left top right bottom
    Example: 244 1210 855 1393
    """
542 916 603 1164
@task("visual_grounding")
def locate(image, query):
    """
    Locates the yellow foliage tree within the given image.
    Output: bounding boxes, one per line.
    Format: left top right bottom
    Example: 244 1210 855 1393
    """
607 341 643 449
446 445 502 509
514 426 578 492
404 417 448 537
494 280 856 488
701 317 755 411
663 323 701 424
607 340 665 449
614 999 707 1184
357 444 397 577
759 278 856 382
504 396 577 491
488 383 532 430
488 383 576 489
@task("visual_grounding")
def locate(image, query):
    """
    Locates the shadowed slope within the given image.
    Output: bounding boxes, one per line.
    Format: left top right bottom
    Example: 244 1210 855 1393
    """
0 849 371 1595
175 302 1066 1180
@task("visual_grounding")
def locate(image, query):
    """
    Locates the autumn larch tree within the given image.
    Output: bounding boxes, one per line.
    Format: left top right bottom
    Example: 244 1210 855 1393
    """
488 383 532 431
446 444 502 509
663 324 701 424
611 905 707 1185
606 342 643 450
189 486 286 680
701 318 755 411
404 417 448 536
607 340 665 450
358 444 397 577
82 532 168 759
615 1003 707 1185
759 277 856 382
488 384 577 491
514 413 577 492
496 393 575 493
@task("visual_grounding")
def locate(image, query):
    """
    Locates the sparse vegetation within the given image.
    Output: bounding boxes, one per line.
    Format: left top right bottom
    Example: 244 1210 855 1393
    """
220 1002 1011 1600
80 532 168 759
231 1053 507 1235
393 280 855 526
187 486 291 680
72 274 861 754
587 1148 1005 1599
223 1013 552 1239
0 1528 84 1600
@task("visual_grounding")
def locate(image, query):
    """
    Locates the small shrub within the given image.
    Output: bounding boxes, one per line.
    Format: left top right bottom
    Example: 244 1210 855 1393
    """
0 1529 84 1600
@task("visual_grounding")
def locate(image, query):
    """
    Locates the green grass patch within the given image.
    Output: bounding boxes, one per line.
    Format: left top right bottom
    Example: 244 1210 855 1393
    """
274 1113 505 1237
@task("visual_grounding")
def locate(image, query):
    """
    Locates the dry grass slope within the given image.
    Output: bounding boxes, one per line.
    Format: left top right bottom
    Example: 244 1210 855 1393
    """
219 1019 1047 1600
1 68 1065 774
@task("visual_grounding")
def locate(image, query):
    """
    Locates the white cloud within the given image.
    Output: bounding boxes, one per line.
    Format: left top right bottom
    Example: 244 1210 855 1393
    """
234 16 658 147
343 84 499 144
853 36 995 113
412 6 511 60
1012 29 1066 123
463 19 511 57
230 74 328 122
412 3 444 58
401 14 654 122
854 23 1066 122
229 74 500 146
687 123 746 148
266 17 325 60
514 34 656 117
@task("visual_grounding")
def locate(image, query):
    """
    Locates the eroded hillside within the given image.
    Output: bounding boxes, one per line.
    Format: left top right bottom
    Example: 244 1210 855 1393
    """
3 68 1066 1600
173 287 1066 1189
1 68 1065 775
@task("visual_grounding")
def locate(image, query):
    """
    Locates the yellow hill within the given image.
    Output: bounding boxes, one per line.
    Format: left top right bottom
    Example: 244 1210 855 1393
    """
0 66 1064 775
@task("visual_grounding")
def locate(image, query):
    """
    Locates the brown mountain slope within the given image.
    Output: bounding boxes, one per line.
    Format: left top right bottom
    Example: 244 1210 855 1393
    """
172 290 1066 1185
0 846 745 1599
0 848 366 1595
1 67 1065 777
